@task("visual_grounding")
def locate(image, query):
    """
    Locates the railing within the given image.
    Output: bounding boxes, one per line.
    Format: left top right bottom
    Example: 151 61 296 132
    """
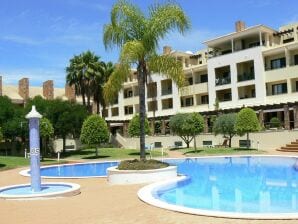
237 72 255 82
215 77 231 86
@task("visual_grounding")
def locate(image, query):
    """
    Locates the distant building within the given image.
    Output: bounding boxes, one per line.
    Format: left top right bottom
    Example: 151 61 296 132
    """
0 76 80 105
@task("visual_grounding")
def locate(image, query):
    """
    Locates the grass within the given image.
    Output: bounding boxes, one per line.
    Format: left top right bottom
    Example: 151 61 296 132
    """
172 147 266 156
61 147 167 160
0 156 67 171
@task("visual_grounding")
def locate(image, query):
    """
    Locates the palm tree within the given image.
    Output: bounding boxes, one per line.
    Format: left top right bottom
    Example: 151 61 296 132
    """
66 51 103 112
93 61 115 116
103 0 190 159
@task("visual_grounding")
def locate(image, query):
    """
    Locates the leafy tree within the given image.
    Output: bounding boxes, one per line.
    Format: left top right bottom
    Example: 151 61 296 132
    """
235 108 260 148
128 114 151 137
103 0 190 159
40 117 54 159
80 115 109 157
0 96 15 127
270 117 281 128
47 99 88 152
213 113 237 147
170 113 204 149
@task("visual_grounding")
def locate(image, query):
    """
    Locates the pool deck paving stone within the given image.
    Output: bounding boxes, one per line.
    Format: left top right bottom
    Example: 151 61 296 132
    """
1 151 298 224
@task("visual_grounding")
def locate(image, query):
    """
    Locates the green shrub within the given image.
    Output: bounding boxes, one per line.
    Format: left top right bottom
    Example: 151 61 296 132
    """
80 115 109 157
128 114 151 137
270 117 281 128
117 159 169 170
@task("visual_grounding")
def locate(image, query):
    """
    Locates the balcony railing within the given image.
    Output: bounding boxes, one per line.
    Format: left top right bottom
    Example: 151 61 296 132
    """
215 77 231 86
237 72 255 82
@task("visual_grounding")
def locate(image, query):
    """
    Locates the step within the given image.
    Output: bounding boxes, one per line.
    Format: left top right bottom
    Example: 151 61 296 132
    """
291 142 298 145
286 144 298 147
277 148 298 152
280 146 298 151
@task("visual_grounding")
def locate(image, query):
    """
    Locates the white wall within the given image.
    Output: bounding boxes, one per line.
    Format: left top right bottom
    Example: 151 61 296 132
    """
116 130 298 153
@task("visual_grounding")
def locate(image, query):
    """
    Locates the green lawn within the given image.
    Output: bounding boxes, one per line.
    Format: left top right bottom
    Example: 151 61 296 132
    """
172 147 266 156
0 156 66 171
62 148 167 160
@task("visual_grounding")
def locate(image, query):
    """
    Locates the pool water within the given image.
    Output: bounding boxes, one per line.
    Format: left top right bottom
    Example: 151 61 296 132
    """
39 161 119 178
0 184 72 195
155 157 298 214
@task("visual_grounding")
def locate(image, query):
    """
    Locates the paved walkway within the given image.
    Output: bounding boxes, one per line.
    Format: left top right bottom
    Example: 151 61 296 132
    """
0 160 298 224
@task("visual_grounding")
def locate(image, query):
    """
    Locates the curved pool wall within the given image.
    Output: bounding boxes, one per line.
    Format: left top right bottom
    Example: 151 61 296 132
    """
20 161 119 178
139 155 298 219
0 182 80 200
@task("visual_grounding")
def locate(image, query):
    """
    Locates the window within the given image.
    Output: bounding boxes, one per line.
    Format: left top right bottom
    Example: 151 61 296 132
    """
283 38 294 44
223 92 232 101
201 95 209 104
295 55 298 65
124 106 133 115
272 83 287 95
181 97 193 107
296 81 298 92
187 77 193 85
200 74 208 83
270 58 286 69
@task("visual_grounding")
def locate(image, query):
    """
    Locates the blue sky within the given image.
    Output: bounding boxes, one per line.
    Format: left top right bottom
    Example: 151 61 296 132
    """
0 0 297 87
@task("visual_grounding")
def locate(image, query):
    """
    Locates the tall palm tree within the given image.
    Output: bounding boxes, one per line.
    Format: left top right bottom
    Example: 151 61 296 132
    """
66 51 103 112
93 61 115 116
103 0 190 159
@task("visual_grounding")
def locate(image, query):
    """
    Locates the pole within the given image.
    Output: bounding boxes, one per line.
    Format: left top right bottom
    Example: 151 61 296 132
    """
26 106 42 192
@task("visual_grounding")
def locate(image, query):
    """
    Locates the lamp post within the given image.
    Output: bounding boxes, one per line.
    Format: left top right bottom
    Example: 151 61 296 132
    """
26 105 42 192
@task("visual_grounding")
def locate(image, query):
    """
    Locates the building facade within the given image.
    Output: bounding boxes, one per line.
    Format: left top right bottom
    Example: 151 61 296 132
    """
105 21 298 135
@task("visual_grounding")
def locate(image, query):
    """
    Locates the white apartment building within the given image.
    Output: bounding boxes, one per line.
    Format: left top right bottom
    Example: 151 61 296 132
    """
105 21 298 136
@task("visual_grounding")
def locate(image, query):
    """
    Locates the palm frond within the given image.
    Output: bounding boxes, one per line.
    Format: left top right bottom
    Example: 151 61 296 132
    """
103 0 145 50
120 40 146 64
144 3 190 51
148 55 185 88
103 63 130 104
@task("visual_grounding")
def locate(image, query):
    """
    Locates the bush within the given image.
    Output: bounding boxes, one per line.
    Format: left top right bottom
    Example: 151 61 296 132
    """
128 114 151 137
270 117 281 128
213 113 237 147
117 159 169 170
80 115 109 156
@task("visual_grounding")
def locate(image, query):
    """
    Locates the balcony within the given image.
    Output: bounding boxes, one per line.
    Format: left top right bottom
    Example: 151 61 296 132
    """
237 72 255 82
215 65 231 86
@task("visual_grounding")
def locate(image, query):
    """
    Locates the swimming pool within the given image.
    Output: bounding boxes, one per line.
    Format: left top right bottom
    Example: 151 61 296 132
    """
20 161 119 178
139 156 298 219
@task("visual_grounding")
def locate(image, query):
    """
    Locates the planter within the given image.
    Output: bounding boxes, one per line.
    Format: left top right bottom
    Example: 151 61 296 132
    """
107 166 177 185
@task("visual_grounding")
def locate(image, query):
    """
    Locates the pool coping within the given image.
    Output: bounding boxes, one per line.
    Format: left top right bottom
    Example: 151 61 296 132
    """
0 182 81 200
138 154 298 220
19 160 120 179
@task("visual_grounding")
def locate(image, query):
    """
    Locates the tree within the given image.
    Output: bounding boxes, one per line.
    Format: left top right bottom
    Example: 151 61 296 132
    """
169 113 204 149
40 117 54 159
235 108 260 148
213 113 237 147
128 114 151 137
0 127 3 142
103 0 190 159
93 61 115 116
270 117 281 128
66 51 103 112
80 115 109 157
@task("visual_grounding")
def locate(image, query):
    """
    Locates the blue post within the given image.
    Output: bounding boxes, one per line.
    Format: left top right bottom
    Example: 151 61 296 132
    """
26 106 42 192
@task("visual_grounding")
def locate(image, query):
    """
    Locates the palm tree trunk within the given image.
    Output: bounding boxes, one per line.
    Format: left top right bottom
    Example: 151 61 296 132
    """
138 63 146 160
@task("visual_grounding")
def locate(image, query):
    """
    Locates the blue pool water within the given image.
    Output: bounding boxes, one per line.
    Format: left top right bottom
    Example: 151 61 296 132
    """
0 184 72 195
154 157 298 214
38 161 119 178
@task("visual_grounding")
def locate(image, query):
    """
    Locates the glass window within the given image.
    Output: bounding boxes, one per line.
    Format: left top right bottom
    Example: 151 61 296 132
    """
270 58 286 69
294 55 298 65
200 74 208 83
201 95 209 104
272 83 287 95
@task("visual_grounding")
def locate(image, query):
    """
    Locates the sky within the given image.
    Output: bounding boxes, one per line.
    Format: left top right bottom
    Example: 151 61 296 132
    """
0 0 297 87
